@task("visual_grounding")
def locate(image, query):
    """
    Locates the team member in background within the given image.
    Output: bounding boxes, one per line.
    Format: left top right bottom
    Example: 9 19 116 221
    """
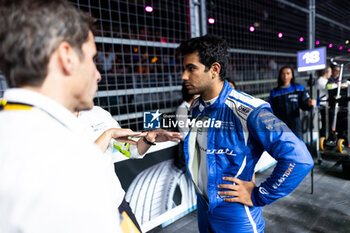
269 66 316 139
315 66 332 102
315 66 331 137
326 63 349 141
0 1 124 232
328 63 340 84
179 35 314 233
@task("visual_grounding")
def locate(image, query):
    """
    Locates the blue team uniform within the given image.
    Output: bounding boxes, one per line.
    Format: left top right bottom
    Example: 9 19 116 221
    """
269 84 311 139
184 81 314 233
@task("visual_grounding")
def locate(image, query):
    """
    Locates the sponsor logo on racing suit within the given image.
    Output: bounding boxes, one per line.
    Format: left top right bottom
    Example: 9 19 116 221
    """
272 163 296 189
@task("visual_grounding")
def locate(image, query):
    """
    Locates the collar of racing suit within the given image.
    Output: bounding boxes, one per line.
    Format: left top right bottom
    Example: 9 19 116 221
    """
197 80 233 114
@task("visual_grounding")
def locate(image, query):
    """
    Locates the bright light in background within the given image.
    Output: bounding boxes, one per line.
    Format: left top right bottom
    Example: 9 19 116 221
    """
254 22 260 27
315 40 320 45
329 43 333 48
299 37 304 42
208 18 215 24
145 6 153 12
346 40 349 44
249 26 255 32
151 57 158 63
278 33 283 38
339 46 343 50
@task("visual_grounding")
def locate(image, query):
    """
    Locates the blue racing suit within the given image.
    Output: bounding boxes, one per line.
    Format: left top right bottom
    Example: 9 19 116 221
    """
184 81 314 233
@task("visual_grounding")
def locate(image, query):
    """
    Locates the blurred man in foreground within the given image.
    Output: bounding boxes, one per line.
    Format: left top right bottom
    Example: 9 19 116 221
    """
0 0 123 232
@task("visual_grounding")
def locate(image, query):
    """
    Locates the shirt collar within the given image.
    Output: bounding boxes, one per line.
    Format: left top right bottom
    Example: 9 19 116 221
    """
181 101 191 112
3 88 84 134
203 96 219 107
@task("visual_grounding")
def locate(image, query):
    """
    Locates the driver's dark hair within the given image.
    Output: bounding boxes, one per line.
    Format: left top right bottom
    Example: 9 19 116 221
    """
0 0 96 88
178 35 229 81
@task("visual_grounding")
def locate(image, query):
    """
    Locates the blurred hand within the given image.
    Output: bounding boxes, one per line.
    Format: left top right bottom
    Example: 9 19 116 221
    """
308 98 316 106
109 128 146 145
341 82 348 88
145 129 182 143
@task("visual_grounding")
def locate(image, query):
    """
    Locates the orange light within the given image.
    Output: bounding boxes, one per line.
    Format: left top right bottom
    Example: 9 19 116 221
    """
151 57 158 63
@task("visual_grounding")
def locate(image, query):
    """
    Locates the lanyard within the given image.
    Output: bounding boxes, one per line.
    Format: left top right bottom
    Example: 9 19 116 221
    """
0 98 68 128
0 99 33 111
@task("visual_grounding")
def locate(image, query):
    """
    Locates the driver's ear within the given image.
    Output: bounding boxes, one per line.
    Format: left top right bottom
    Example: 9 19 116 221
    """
210 62 221 79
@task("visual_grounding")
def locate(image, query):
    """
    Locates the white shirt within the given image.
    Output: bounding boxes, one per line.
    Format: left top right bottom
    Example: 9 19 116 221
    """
175 101 191 139
78 106 145 208
315 77 328 106
78 106 142 162
0 89 122 233
197 96 218 201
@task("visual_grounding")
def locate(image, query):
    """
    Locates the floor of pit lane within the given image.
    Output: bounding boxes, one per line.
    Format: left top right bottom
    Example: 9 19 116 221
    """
148 159 350 233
